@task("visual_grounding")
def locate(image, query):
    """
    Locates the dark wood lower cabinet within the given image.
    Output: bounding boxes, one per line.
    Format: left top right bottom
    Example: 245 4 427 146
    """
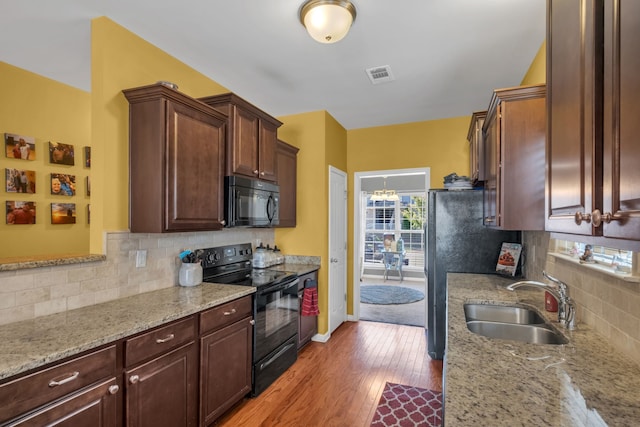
125 342 198 427
298 271 318 349
200 317 253 426
5 377 119 427
2 296 254 427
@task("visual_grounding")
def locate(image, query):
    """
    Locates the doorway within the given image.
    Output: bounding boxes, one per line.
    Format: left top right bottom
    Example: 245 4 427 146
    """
353 168 429 327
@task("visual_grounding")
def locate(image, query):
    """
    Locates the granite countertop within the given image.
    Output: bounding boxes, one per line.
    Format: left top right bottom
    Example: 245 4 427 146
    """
267 263 320 275
0 283 254 381
0 254 106 272
445 273 640 426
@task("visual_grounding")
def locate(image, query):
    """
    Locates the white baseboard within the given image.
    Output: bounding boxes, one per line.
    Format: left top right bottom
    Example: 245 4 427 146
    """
311 331 331 343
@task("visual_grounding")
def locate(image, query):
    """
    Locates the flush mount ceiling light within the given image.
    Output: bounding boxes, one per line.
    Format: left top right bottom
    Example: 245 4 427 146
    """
299 0 357 44
370 177 399 201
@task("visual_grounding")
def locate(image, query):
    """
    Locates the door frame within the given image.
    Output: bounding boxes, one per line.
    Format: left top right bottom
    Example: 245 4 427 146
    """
352 167 430 321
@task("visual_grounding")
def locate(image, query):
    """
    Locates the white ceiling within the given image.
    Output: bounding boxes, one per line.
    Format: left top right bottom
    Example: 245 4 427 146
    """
0 0 546 130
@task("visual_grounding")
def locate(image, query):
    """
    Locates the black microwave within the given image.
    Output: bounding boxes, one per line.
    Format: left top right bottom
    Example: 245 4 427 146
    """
225 176 279 227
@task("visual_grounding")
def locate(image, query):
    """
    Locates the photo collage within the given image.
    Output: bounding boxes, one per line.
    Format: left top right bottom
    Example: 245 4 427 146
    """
4 133 91 225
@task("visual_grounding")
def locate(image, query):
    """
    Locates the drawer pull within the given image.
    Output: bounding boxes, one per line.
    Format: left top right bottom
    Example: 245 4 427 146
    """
108 385 120 395
48 371 79 388
250 319 255 325
129 375 140 384
223 308 237 316
155 333 175 344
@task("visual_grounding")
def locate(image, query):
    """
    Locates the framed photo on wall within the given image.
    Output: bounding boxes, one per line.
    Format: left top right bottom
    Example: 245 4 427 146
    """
84 146 91 168
51 173 76 196
51 203 76 224
48 142 75 165
6 201 36 224
5 168 36 193
86 176 90 196
4 133 36 160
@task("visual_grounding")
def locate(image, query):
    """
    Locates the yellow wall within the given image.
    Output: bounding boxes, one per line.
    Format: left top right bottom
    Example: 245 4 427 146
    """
344 117 471 313
275 111 348 334
521 41 546 85
0 62 91 257
89 17 229 253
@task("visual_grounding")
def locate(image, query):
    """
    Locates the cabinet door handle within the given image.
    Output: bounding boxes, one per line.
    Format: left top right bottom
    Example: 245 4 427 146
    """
574 211 592 225
591 209 603 227
129 375 140 384
249 319 255 325
155 333 174 344
108 385 120 395
253 169 259 175
484 217 494 223
260 171 265 176
601 212 618 224
223 308 237 316
48 371 79 388
220 219 226 226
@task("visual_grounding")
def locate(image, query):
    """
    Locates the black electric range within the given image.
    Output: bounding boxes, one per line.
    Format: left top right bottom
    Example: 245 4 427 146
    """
199 243 299 396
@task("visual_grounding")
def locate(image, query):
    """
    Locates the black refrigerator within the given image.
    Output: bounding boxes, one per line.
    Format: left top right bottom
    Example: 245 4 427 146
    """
425 189 521 360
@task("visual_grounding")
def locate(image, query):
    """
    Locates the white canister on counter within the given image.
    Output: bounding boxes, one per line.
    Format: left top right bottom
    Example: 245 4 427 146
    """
253 247 267 268
179 262 203 287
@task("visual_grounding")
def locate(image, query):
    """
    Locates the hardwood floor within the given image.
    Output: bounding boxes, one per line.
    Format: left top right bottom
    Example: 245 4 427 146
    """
214 321 443 427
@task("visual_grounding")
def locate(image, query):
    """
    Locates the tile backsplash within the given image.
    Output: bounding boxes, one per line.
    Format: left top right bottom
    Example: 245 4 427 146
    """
523 231 640 366
0 229 274 326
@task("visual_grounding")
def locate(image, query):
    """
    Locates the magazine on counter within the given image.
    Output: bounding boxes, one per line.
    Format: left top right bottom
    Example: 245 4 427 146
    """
496 242 522 276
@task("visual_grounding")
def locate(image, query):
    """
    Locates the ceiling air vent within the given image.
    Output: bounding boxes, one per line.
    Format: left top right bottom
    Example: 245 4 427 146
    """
365 65 395 85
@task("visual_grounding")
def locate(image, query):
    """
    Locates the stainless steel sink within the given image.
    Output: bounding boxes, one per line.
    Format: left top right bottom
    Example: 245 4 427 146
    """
464 303 547 325
466 320 568 345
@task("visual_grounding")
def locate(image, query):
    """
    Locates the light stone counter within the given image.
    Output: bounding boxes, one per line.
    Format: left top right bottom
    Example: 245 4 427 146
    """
266 262 320 276
445 273 640 426
0 254 106 271
0 283 254 381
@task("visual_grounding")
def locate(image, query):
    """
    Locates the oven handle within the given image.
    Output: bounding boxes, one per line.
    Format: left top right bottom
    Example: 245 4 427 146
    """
258 278 299 295
259 342 296 371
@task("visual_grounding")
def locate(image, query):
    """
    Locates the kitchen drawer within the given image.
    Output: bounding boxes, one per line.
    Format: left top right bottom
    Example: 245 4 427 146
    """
0 345 117 423
200 296 252 335
125 316 196 367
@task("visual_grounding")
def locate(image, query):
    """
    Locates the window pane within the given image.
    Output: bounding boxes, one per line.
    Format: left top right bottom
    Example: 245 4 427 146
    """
362 192 426 270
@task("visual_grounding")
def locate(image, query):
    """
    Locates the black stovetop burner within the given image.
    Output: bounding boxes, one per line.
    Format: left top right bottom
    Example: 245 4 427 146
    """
199 242 297 288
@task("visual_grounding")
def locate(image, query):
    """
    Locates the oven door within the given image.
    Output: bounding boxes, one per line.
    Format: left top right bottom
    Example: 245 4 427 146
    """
254 277 299 362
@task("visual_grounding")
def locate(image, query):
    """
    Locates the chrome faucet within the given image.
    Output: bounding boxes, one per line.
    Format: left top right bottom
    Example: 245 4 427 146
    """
506 271 576 329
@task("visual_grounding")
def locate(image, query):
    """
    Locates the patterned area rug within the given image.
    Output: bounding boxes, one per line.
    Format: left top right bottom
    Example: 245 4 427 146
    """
371 382 442 427
361 285 425 305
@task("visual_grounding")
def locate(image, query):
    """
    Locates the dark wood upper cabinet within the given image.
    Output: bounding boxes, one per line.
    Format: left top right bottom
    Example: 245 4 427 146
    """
123 84 227 233
199 93 282 183
546 0 603 236
467 111 487 185
547 0 640 242
275 139 299 228
602 0 640 240
483 85 546 230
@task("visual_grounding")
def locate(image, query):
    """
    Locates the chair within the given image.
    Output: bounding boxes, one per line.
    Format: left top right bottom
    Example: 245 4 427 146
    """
382 250 405 282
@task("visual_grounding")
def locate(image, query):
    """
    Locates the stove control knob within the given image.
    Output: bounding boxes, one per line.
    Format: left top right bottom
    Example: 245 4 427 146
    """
213 252 221 261
246 248 252 255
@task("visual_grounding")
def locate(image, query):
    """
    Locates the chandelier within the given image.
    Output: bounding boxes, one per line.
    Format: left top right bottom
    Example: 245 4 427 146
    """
370 177 399 201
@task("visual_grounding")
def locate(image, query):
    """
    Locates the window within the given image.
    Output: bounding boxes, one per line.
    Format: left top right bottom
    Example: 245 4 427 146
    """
362 193 426 270
552 239 635 275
